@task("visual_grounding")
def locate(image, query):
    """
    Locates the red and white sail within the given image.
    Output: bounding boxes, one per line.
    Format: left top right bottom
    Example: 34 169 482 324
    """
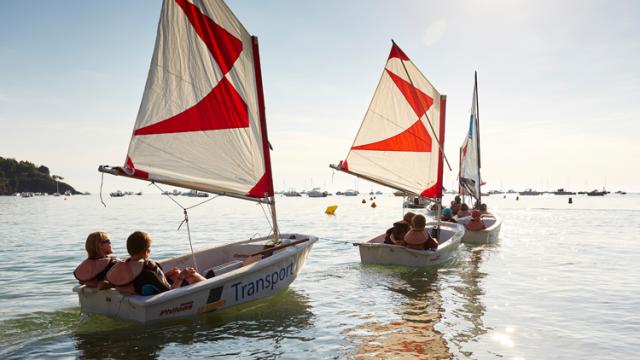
334 42 446 198
118 0 272 200
459 73 481 200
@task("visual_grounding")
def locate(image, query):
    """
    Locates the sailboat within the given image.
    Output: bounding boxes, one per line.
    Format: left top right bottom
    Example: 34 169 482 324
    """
403 195 431 209
457 72 502 244
73 0 316 323
330 41 464 267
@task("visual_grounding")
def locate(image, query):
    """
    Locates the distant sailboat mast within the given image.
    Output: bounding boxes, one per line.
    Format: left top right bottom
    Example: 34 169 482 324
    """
475 71 482 205
459 71 482 206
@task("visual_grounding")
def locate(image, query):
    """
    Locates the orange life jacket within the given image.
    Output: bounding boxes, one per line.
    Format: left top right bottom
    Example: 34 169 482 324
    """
466 218 487 231
73 257 113 288
106 259 145 295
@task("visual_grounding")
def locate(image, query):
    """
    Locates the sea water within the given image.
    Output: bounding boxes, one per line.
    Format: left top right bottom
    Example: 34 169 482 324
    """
0 193 639 359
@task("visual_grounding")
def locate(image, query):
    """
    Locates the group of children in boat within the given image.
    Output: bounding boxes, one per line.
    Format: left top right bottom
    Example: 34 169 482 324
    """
384 197 494 249
73 231 205 296
431 196 493 231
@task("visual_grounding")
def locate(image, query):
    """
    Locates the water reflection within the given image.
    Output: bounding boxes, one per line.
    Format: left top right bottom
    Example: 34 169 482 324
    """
447 246 490 357
345 266 450 359
72 289 314 359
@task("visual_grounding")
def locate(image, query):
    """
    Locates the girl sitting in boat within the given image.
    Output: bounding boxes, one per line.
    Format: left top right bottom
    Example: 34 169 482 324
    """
465 211 487 231
440 208 457 223
384 212 415 245
106 231 205 296
384 221 410 245
73 232 118 289
456 203 471 218
403 215 439 251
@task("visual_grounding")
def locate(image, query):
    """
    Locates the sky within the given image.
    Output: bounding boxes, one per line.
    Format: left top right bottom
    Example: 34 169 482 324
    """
1 0 639 194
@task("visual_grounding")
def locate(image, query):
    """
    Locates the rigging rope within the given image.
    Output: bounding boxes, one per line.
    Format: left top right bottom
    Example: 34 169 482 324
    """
99 172 106 207
319 237 359 246
151 182 223 273
258 203 275 241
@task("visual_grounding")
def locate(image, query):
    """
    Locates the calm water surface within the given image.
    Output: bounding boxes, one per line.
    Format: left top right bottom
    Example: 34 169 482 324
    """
1 193 639 359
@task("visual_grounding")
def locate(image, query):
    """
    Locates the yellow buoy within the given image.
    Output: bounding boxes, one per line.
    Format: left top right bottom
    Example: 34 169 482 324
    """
325 205 338 215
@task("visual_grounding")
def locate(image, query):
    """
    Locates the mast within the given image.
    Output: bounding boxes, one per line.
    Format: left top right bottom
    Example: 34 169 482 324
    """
474 71 482 206
251 36 280 243
434 95 447 234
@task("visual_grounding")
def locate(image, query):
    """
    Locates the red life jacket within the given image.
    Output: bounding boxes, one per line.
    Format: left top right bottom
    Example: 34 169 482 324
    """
73 257 113 288
106 259 145 295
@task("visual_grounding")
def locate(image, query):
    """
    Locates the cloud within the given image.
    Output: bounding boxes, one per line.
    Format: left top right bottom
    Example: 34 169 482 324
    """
423 20 447 46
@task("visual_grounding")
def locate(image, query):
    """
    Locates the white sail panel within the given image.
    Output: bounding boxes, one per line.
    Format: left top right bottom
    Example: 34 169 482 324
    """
339 42 444 197
123 0 271 198
459 77 480 199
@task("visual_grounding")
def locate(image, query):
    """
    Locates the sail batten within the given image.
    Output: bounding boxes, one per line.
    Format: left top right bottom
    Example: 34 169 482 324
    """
334 42 445 197
114 0 272 200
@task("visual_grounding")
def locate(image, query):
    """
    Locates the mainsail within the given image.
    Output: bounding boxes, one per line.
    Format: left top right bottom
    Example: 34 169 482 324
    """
332 42 446 198
105 0 273 201
459 72 481 200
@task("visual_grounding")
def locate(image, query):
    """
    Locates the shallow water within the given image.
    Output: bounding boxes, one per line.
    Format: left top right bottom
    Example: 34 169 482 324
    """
1 193 639 359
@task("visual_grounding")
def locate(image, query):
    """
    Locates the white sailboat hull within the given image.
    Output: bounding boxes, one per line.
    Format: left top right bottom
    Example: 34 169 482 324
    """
73 234 316 323
356 222 464 267
458 215 502 244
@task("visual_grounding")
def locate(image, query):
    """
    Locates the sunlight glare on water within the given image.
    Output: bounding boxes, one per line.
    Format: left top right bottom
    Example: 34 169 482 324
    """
1 193 639 358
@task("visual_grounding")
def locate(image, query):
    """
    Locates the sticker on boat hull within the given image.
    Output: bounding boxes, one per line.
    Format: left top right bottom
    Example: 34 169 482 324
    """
159 301 193 317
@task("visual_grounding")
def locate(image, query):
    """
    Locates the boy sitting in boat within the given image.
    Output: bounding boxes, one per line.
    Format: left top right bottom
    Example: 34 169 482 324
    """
404 215 439 251
450 196 462 215
440 208 457 223
106 231 205 296
479 203 492 216
73 232 118 289
465 211 487 231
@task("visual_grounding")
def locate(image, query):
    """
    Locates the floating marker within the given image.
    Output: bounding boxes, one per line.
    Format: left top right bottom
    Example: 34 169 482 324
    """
371 202 377 208
325 205 338 215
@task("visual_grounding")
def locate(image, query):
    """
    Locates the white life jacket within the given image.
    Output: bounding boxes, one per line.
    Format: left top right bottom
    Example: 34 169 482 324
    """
73 257 113 288
105 259 145 295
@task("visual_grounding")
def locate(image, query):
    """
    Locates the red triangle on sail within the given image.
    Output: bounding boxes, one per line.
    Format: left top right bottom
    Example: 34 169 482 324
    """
385 69 433 118
421 182 441 198
175 0 243 75
246 172 273 198
351 120 432 152
388 42 410 61
134 77 248 136
123 156 149 179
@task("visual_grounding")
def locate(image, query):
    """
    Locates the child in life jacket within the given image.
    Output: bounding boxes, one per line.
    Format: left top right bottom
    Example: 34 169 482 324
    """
384 212 415 245
465 210 487 231
403 214 439 251
440 207 457 223
106 231 205 296
456 203 471 218
73 232 118 289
